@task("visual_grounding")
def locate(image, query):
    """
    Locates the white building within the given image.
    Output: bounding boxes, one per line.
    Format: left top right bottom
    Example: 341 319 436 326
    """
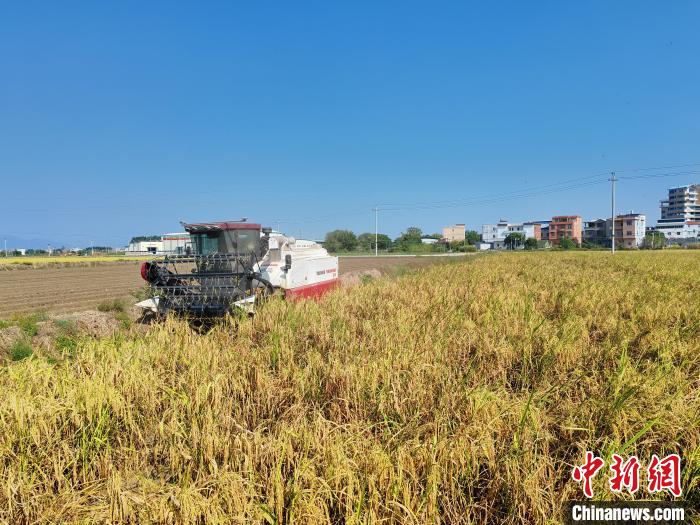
127 240 163 254
126 232 192 254
657 222 700 242
610 213 646 248
420 237 439 245
482 219 510 245
162 233 191 254
656 184 700 241
482 219 542 249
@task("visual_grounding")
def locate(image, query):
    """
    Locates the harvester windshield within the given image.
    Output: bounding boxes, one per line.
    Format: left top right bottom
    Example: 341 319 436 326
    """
190 230 260 255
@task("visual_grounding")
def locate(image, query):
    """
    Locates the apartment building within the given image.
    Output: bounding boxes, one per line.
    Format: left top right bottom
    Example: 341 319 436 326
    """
659 184 700 223
583 215 646 248
656 184 700 241
583 219 607 246
548 215 582 246
442 224 466 242
482 219 510 244
611 213 646 248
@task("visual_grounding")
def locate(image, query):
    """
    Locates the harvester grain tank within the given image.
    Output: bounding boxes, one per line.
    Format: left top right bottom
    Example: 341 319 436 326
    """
137 220 338 316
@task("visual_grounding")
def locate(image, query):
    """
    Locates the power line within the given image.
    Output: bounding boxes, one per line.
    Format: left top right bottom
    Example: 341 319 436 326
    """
617 170 700 180
377 169 700 213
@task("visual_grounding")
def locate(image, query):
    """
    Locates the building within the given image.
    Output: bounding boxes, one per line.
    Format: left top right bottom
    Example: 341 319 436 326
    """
420 237 439 245
126 240 163 254
656 184 700 242
127 232 192 254
162 232 191 254
583 219 608 246
548 215 582 246
659 184 700 223
583 215 646 248
482 219 509 246
657 221 700 242
482 219 542 249
610 213 646 248
442 224 465 243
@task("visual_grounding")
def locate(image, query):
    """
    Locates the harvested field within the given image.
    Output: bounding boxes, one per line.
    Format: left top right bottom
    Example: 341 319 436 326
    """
0 256 455 317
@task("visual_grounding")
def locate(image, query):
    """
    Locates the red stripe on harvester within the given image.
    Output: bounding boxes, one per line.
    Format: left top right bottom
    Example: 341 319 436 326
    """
285 278 339 300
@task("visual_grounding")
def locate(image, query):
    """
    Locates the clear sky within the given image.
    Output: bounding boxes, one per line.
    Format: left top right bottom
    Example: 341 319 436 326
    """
1 1 699 247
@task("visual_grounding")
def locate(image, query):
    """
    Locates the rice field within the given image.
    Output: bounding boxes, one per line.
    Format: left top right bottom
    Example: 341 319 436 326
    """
0 255 152 269
0 251 698 523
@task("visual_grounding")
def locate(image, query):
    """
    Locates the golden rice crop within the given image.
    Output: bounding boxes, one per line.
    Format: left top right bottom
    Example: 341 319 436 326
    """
0 255 152 269
0 252 698 523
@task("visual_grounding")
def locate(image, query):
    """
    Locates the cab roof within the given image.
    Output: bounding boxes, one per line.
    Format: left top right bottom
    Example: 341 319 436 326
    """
182 221 262 233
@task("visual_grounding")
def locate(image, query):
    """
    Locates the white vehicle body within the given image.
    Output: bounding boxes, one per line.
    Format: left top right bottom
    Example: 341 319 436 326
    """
258 234 338 298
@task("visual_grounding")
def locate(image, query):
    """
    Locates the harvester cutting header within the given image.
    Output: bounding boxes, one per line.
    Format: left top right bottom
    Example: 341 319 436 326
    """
137 220 338 316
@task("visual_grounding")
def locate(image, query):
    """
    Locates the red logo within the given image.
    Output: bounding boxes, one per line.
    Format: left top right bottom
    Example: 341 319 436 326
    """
573 452 681 498
572 451 605 498
609 454 641 494
648 454 682 497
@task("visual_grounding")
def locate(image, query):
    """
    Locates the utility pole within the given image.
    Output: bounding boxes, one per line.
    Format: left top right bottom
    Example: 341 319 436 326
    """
373 207 379 256
610 171 617 254
91 240 94 257
3 239 6 257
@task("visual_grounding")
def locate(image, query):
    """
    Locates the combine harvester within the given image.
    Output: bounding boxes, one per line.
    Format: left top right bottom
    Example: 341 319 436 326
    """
137 220 338 316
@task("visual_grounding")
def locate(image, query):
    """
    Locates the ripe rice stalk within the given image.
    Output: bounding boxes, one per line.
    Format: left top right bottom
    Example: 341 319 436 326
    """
0 252 698 523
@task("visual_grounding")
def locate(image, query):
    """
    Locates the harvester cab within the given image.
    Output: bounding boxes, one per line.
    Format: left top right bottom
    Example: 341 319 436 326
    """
136 220 338 317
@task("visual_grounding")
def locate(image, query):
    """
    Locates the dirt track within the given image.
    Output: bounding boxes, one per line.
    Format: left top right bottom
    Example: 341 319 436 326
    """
0 256 451 317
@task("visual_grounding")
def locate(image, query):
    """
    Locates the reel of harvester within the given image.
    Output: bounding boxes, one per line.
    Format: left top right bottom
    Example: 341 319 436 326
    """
138 252 273 317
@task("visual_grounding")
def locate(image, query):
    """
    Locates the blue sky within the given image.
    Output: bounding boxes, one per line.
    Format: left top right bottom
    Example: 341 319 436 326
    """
1 1 699 247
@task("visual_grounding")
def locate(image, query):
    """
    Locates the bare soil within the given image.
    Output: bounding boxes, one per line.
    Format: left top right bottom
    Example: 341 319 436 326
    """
0 256 455 317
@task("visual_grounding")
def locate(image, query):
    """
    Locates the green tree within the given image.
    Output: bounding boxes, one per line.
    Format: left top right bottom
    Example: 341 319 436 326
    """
524 237 538 250
465 230 481 245
558 237 577 249
643 231 665 250
504 232 525 250
393 227 423 251
324 230 357 252
129 235 161 243
449 240 466 251
357 233 392 251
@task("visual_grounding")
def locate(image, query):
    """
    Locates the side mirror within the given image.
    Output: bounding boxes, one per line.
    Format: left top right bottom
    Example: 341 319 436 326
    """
284 254 292 272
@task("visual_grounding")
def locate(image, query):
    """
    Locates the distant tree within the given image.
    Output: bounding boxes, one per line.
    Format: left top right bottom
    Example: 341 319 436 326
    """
449 240 466 251
504 232 525 250
558 237 577 249
357 232 392 251
393 227 423 251
465 230 481 245
524 237 538 250
424 233 442 240
130 235 161 244
324 230 357 252
643 231 665 250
